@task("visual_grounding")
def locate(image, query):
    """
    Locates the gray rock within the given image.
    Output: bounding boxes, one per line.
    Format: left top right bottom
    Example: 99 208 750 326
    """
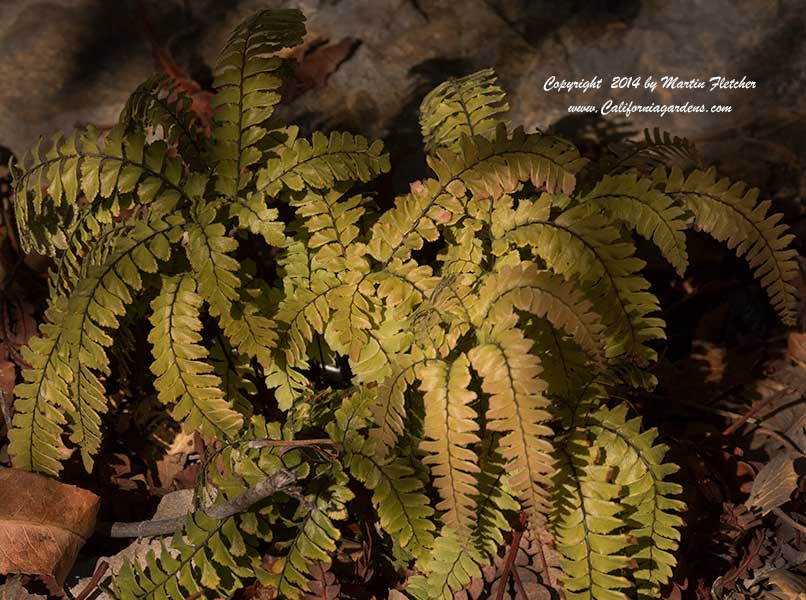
0 0 802 191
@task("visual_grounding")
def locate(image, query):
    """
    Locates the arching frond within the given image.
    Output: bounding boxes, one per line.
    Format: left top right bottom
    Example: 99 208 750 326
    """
149 273 244 441
663 166 799 324
492 196 664 363
416 354 480 535
210 8 306 200
254 130 390 200
468 321 555 527
474 263 608 363
580 173 689 276
419 68 509 155
11 125 185 255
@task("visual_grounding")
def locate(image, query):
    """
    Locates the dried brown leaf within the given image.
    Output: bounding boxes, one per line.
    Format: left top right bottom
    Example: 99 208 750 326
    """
787 332 806 367
303 562 340 600
0 469 99 585
746 455 799 515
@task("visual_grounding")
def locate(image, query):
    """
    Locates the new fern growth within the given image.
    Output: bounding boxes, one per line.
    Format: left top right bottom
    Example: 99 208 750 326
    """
8 9 800 600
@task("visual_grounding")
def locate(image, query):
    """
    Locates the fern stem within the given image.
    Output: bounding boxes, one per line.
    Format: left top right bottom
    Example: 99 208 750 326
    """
100 469 296 537
495 519 525 600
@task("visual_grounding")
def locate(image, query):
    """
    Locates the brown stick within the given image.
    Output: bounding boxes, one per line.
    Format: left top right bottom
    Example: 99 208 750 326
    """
247 438 339 449
495 513 527 600
99 469 296 538
721 388 795 436
73 561 109 600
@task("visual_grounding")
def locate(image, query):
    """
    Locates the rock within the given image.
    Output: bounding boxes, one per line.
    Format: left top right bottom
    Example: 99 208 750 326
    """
0 0 803 197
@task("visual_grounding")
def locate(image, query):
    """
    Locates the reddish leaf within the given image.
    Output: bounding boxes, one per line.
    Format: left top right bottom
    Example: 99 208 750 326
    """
0 469 100 586
303 562 340 600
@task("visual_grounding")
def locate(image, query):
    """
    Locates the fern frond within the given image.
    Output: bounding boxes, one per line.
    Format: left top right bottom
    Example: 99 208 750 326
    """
328 389 436 560
493 196 664 363
8 299 73 475
254 130 390 199
607 128 699 175
187 204 241 317
273 468 353 599
419 68 509 155
580 173 689 276
474 263 608 363
416 354 480 535
210 8 306 200
64 216 184 469
468 322 555 527
121 74 207 168
294 188 369 273
406 529 483 600
149 273 244 441
114 512 256 600
11 125 185 255
551 429 632 600
663 166 799 324
186 204 277 369
588 403 684 599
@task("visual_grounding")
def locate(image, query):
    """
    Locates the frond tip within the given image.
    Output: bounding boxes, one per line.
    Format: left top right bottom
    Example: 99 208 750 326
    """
419 68 509 155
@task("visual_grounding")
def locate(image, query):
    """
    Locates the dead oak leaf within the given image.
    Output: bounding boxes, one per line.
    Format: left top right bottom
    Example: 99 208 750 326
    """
0 469 99 586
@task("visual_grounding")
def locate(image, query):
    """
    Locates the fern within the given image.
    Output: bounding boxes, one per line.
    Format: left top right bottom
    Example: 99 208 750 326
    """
7 9 800 600
419 68 509 154
148 273 244 440
662 166 799 324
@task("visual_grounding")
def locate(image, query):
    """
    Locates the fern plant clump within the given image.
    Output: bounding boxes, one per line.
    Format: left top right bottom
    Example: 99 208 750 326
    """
7 8 800 600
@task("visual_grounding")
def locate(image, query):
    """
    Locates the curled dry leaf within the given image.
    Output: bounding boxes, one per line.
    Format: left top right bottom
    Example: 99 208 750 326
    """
746 454 800 515
0 576 48 600
0 469 100 586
